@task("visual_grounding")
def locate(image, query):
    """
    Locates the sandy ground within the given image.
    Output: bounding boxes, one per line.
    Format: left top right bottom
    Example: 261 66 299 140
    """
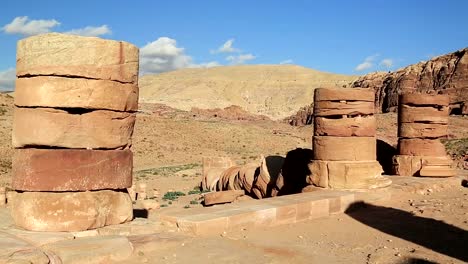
0 95 467 263
120 176 467 264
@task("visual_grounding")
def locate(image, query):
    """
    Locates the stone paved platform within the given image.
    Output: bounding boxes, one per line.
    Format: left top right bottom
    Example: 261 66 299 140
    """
159 190 355 236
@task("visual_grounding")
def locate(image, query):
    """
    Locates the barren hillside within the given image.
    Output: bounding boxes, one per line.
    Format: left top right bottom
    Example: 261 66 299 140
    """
139 65 356 120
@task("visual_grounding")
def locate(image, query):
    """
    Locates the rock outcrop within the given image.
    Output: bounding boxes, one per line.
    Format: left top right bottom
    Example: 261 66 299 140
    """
285 104 313 126
352 48 468 114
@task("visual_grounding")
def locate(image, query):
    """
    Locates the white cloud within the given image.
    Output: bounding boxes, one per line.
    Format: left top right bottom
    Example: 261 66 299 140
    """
140 37 221 74
211 39 240 54
2 16 60 36
355 54 380 71
66 25 111 37
226 53 256 65
140 37 192 74
279 59 293 65
380 58 393 68
192 61 221 68
0 68 15 91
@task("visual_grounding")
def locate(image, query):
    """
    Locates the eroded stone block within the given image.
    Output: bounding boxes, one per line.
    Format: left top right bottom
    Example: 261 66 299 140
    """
12 149 132 191
314 88 374 102
15 76 138 111
398 138 447 156
400 93 449 106
399 105 448 124
314 115 376 137
313 136 376 161
10 190 133 231
398 123 448 138
314 101 374 116
13 107 135 149
17 33 139 83
327 160 386 189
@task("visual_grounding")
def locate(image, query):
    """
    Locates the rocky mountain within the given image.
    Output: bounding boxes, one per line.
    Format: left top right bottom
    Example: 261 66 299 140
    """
352 48 468 114
139 65 356 120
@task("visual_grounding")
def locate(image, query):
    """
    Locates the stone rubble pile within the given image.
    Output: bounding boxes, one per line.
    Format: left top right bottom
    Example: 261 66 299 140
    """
392 93 455 177
308 88 391 189
10 33 139 231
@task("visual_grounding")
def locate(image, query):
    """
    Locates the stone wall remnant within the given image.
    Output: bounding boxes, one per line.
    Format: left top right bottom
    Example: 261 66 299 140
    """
308 88 391 190
392 93 455 177
10 33 138 231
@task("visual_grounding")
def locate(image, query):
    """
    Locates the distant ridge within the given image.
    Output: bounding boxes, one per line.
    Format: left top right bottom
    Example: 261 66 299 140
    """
139 65 356 120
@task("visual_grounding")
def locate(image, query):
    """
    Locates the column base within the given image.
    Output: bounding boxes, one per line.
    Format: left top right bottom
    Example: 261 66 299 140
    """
10 190 133 232
392 155 455 177
307 160 391 190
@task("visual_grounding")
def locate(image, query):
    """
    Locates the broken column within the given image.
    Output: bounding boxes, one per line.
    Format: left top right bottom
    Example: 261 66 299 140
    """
10 33 139 231
308 88 391 189
392 93 455 177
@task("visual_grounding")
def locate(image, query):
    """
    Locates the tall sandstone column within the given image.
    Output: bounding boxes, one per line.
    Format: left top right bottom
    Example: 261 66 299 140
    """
10 33 139 231
392 93 455 177
308 88 391 189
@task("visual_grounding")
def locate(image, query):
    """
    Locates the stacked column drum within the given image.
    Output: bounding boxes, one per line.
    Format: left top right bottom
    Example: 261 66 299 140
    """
393 93 455 177
308 88 391 189
10 33 139 231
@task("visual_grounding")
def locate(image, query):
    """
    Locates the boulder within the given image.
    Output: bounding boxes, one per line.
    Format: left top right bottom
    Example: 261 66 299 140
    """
12 149 132 191
16 33 139 83
13 107 135 149
15 76 138 111
10 190 133 232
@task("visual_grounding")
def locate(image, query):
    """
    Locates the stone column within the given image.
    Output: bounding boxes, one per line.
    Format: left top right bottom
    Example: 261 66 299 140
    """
308 88 391 189
10 33 139 231
392 93 455 177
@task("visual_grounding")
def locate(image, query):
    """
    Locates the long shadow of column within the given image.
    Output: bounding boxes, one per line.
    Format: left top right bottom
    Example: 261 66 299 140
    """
345 202 468 262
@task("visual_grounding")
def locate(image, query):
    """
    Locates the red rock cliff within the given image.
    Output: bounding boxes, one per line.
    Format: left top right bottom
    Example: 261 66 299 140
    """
352 48 468 114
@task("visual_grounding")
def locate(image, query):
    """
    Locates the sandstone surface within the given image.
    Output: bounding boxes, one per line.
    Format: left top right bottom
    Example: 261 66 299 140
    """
313 136 376 161
16 33 139 83
13 107 135 149
15 76 138 111
12 149 132 191
314 115 376 137
10 190 133 231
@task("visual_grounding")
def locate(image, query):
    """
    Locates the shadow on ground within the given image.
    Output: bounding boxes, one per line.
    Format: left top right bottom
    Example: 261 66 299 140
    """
345 202 468 263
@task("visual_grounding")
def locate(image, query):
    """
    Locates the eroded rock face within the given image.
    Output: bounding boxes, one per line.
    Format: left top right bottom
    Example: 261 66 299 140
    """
352 48 468 113
286 104 313 126
10 190 133 232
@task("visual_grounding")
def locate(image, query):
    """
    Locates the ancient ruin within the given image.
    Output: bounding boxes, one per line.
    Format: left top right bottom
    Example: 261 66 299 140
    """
10 33 139 231
308 88 391 189
392 93 455 177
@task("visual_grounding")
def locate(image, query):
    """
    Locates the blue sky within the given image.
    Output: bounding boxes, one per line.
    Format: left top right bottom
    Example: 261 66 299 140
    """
1 0 467 90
